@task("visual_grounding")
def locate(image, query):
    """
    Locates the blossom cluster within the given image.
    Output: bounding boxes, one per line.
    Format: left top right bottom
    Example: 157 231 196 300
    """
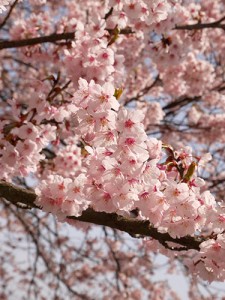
31 77 225 281
1 0 225 284
64 25 117 87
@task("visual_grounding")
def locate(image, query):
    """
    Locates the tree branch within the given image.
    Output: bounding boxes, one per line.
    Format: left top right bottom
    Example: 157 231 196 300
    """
163 96 201 117
175 16 225 31
0 180 203 251
0 32 75 50
0 0 19 29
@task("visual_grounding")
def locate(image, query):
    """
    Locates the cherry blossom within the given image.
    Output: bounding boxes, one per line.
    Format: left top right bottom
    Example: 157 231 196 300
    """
1 0 225 297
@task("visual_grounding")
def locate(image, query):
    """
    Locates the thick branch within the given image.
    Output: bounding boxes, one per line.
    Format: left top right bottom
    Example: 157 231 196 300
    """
0 27 133 51
69 210 202 250
0 180 203 251
0 180 37 207
175 16 225 31
0 32 75 50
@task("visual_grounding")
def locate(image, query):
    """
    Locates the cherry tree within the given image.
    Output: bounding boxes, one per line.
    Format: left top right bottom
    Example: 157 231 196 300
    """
1 0 225 298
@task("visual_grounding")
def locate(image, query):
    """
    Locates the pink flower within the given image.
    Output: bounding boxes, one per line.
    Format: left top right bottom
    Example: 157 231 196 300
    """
146 137 162 159
2 144 19 167
146 0 171 25
117 107 145 132
35 175 88 220
164 181 190 204
124 1 143 20
12 123 39 140
113 191 139 212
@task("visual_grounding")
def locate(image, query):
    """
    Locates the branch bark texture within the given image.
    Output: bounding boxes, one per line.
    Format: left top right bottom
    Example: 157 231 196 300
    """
175 16 225 31
0 180 203 251
0 32 75 50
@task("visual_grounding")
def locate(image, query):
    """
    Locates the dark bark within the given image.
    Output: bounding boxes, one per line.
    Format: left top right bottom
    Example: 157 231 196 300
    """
0 180 204 251
0 32 75 50
175 16 225 31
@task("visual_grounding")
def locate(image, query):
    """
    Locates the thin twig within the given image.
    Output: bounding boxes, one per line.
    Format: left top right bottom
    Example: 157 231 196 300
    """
0 0 19 29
